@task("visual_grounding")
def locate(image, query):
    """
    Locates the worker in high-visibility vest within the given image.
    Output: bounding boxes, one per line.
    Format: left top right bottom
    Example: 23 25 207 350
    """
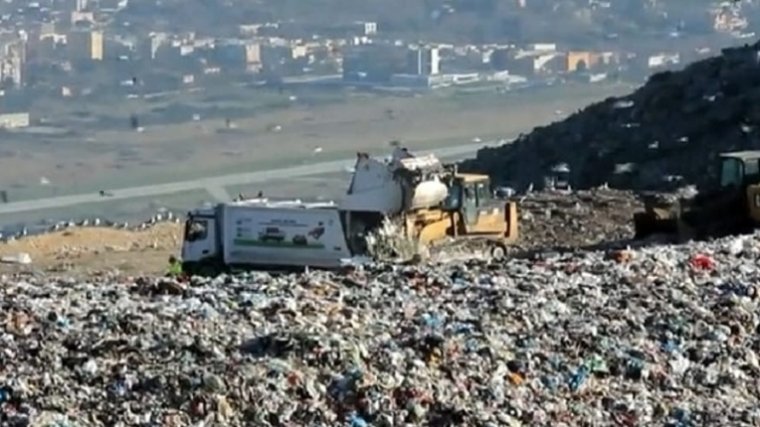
166 255 183 277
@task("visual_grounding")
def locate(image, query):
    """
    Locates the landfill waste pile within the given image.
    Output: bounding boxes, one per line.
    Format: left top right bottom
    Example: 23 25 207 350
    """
365 216 428 262
460 40 760 191
3 231 760 425
514 188 640 252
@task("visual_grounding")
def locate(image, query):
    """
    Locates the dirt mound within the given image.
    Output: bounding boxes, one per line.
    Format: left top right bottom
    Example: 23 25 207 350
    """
0 223 182 275
461 41 760 191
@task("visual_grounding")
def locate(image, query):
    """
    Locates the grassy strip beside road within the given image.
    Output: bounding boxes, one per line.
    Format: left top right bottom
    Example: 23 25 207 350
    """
2 81 630 203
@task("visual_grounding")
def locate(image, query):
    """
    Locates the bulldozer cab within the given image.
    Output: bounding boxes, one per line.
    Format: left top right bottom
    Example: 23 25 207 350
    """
682 151 760 237
441 173 518 243
442 173 492 223
718 151 760 189
718 151 760 223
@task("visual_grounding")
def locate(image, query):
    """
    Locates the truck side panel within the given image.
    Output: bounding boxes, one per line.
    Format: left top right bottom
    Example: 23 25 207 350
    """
221 205 352 268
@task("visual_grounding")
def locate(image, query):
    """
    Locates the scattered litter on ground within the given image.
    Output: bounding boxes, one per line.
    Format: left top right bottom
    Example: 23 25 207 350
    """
2 230 760 425
0 252 31 265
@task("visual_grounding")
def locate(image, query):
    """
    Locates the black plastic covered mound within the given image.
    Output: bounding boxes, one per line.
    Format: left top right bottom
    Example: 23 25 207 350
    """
460 40 760 192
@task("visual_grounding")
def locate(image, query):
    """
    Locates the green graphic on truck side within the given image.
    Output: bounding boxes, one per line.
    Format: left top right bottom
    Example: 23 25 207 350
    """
233 238 325 249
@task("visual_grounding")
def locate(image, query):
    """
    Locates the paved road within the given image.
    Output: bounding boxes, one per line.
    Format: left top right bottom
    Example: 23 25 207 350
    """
0 142 497 215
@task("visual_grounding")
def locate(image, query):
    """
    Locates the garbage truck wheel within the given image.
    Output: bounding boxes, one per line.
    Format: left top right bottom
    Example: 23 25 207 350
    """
198 265 218 277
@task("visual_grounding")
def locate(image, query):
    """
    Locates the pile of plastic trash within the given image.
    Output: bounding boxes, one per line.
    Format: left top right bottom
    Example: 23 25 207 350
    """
461 41 760 192
3 232 760 425
515 188 640 251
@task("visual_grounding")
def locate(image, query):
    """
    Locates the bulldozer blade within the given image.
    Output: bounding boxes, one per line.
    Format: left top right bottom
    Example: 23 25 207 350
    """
633 212 679 240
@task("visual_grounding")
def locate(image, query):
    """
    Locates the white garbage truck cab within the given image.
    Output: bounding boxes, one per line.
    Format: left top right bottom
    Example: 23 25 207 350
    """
181 206 220 274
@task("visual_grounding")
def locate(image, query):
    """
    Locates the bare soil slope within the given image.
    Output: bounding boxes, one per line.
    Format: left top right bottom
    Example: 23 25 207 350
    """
0 224 181 276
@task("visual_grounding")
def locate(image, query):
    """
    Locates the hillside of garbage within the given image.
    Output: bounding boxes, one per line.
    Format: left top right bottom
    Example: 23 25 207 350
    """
461 41 760 191
2 230 760 425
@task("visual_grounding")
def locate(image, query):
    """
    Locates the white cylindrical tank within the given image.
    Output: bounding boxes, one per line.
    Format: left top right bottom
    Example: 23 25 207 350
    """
409 179 448 210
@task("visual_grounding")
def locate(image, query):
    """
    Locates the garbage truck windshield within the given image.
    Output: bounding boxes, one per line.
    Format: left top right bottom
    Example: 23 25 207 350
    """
184 218 208 242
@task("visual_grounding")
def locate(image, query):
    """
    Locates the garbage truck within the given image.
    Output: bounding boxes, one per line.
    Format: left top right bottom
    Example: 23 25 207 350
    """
180 145 519 274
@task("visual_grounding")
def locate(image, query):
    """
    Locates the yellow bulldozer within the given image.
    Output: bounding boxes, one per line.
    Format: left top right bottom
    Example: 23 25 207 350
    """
342 148 519 261
633 151 760 241
400 171 518 259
